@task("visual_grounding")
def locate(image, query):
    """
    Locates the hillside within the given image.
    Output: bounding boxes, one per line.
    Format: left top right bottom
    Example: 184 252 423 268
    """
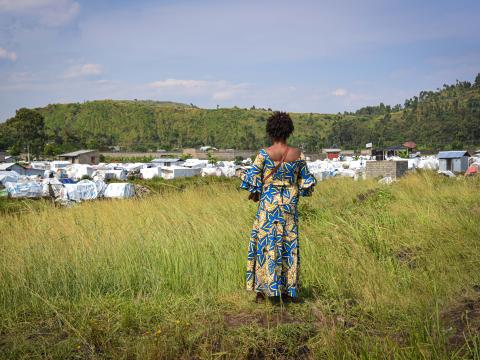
1 75 479 153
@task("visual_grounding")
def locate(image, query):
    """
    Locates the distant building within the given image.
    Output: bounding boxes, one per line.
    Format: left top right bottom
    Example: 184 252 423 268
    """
384 145 407 158
58 150 100 165
371 145 407 160
323 148 341 160
151 158 182 167
437 151 471 173
161 166 201 179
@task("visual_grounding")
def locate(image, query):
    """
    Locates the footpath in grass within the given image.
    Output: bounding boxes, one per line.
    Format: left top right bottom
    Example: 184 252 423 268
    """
0 173 479 359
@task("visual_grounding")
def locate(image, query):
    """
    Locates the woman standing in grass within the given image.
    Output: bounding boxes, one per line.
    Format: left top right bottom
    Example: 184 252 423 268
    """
240 111 316 302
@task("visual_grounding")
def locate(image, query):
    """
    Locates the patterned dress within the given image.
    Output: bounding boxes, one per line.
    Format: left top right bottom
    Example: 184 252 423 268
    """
240 149 316 298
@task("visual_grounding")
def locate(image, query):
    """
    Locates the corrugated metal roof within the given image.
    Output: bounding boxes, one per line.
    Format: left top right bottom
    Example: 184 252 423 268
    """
59 149 97 157
437 151 470 159
151 158 180 163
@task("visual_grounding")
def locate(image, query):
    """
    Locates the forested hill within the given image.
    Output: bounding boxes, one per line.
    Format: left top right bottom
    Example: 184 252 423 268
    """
1 75 479 154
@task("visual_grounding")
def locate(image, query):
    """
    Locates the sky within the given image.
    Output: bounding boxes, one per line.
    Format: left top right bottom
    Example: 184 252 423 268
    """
0 0 479 121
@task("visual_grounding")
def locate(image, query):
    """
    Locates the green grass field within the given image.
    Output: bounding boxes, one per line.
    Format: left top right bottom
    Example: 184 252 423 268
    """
1 173 479 359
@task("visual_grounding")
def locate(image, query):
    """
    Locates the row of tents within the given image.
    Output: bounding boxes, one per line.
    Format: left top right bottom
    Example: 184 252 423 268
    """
1 151 479 201
1 175 135 202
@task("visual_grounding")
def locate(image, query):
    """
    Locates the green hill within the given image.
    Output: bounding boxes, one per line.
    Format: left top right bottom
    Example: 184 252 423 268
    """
1 75 479 154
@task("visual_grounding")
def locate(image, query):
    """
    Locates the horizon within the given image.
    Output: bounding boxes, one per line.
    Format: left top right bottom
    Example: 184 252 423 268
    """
1 0 480 121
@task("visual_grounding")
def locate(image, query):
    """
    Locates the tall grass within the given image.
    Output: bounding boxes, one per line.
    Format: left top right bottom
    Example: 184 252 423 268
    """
1 172 479 359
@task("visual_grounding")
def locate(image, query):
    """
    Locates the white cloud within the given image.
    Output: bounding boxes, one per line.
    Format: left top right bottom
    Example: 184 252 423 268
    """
0 0 80 26
331 88 348 97
64 63 104 78
148 78 249 101
0 47 17 61
149 79 209 89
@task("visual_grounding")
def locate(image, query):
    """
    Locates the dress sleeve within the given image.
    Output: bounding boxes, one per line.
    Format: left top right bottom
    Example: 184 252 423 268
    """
240 151 265 194
297 156 316 197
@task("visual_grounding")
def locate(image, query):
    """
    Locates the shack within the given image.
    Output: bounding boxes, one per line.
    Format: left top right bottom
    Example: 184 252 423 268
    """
151 158 182 167
437 151 470 173
58 150 100 165
365 160 408 179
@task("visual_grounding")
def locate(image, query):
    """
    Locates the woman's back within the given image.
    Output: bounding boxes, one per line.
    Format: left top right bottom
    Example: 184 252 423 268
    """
265 145 302 163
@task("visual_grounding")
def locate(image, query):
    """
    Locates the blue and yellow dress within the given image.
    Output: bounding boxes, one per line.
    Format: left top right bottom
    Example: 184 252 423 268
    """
240 149 316 298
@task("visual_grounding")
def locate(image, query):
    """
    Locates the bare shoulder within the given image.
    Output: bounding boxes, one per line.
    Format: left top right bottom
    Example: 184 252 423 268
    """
287 147 302 161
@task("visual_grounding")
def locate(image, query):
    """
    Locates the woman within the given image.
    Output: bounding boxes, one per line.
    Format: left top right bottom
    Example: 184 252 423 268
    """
240 111 316 302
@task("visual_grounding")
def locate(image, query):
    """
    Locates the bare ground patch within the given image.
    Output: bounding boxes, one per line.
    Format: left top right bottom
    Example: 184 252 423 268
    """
224 310 301 328
441 294 480 353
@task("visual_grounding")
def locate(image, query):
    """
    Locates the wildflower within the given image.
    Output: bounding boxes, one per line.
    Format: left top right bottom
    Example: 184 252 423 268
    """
155 329 162 336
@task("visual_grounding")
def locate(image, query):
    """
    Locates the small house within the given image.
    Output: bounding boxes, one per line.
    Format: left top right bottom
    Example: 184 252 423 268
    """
366 160 409 179
323 148 341 160
384 145 407 158
437 151 470 173
58 150 100 165
151 158 182 167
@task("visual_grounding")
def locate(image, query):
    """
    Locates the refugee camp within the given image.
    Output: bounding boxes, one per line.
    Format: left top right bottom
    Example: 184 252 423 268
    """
1 1 480 359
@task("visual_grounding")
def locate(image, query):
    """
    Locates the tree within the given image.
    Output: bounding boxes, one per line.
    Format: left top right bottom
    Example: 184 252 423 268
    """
207 150 218 165
474 73 480 88
234 156 244 165
9 108 46 159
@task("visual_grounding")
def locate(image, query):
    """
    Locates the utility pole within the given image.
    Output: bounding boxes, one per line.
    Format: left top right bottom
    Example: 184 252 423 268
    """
27 143 30 163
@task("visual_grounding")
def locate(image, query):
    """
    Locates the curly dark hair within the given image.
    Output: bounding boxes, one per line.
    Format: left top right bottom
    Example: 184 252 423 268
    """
266 111 294 140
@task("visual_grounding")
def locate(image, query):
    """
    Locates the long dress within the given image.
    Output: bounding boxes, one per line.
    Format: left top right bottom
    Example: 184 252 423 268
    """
240 149 316 298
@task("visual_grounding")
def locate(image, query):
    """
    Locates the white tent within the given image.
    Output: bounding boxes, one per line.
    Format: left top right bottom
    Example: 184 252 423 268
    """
140 167 162 179
66 164 95 180
104 183 135 198
63 180 99 202
161 166 201 179
0 171 20 185
42 178 65 198
5 181 44 198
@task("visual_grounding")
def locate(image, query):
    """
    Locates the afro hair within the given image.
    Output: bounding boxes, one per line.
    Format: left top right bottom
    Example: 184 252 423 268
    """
266 111 294 140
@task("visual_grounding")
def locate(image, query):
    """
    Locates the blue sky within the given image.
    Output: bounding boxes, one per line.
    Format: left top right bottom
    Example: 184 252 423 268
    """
0 0 479 121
